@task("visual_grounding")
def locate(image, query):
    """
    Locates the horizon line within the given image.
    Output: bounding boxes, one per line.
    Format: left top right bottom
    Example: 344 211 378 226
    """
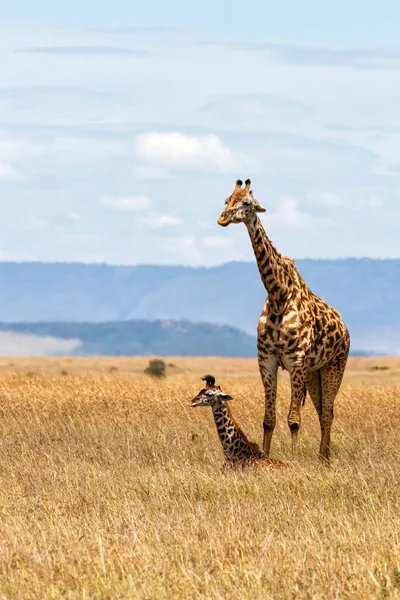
0 257 399 268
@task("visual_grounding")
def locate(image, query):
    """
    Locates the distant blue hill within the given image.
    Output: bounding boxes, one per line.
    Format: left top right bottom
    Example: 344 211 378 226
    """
0 320 257 357
0 259 399 355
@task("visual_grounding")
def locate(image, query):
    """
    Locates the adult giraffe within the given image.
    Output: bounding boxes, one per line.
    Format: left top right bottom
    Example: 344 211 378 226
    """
217 179 350 463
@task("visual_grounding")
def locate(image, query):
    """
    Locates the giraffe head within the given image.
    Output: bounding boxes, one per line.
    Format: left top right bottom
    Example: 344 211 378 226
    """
218 178 266 227
191 374 233 408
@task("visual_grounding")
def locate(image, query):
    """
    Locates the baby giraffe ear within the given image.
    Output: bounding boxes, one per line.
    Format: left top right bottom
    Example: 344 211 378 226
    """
219 392 233 402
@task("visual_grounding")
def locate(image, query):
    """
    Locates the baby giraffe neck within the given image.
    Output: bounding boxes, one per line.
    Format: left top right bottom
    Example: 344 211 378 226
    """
211 402 262 462
211 402 235 449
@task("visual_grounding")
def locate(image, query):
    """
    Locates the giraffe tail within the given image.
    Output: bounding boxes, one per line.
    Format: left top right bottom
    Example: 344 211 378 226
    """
302 383 307 406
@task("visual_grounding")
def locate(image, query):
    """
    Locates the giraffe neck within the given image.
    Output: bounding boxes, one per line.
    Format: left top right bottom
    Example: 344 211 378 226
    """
211 402 262 462
245 213 292 314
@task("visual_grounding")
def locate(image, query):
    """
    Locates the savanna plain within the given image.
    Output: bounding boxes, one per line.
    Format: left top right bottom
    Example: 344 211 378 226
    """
0 356 399 599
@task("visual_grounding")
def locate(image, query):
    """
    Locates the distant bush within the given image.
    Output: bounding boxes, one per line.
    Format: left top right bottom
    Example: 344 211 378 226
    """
370 365 389 371
109 366 119 373
144 359 166 378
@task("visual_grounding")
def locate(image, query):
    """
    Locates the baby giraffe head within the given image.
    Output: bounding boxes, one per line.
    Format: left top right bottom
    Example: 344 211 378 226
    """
217 178 266 227
191 374 233 408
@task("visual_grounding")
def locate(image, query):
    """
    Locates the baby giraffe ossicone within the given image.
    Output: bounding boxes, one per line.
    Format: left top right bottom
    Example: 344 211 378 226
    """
191 375 287 469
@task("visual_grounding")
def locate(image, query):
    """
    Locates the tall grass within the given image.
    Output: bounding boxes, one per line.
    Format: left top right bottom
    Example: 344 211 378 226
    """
0 365 399 599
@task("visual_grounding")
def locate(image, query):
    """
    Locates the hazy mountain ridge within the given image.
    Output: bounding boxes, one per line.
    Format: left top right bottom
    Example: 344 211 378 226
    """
1 259 399 355
0 320 257 357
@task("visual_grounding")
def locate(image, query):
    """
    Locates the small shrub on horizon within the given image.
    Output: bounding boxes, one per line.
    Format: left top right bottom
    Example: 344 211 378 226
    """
144 359 166 378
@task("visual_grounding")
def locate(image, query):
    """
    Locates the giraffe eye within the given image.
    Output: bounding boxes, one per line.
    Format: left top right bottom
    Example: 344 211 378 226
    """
224 198 229 205
243 200 251 206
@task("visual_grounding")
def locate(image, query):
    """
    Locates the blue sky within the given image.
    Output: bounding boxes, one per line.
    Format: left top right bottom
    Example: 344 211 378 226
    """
1 0 399 265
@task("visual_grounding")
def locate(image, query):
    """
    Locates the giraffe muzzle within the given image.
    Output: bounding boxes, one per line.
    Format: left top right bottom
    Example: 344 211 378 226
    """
191 399 202 407
217 216 229 227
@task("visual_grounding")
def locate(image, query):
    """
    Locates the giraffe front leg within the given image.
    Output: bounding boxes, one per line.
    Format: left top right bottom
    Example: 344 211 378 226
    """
258 354 278 456
287 366 306 461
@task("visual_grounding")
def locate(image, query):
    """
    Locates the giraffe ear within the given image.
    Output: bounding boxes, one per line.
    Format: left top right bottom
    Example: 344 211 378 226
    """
254 200 266 213
219 393 233 402
249 191 266 213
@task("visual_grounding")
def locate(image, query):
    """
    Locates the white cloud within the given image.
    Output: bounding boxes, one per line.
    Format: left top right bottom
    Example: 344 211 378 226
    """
25 215 49 231
163 235 201 260
0 136 42 161
0 135 43 182
20 136 129 172
162 234 248 265
0 163 23 182
25 212 82 231
0 332 82 357
0 134 129 180
99 194 152 211
268 196 336 233
137 212 183 229
0 249 33 261
134 132 259 174
306 190 385 210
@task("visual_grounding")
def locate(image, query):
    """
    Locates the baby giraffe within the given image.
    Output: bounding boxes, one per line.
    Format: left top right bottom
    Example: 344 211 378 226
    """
191 375 287 469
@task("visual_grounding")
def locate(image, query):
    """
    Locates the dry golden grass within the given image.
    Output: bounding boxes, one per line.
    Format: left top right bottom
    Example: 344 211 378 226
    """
0 357 399 599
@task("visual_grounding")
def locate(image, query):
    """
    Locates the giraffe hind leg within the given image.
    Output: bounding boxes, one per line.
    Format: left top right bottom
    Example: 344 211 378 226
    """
319 342 350 464
306 370 322 418
307 369 325 460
